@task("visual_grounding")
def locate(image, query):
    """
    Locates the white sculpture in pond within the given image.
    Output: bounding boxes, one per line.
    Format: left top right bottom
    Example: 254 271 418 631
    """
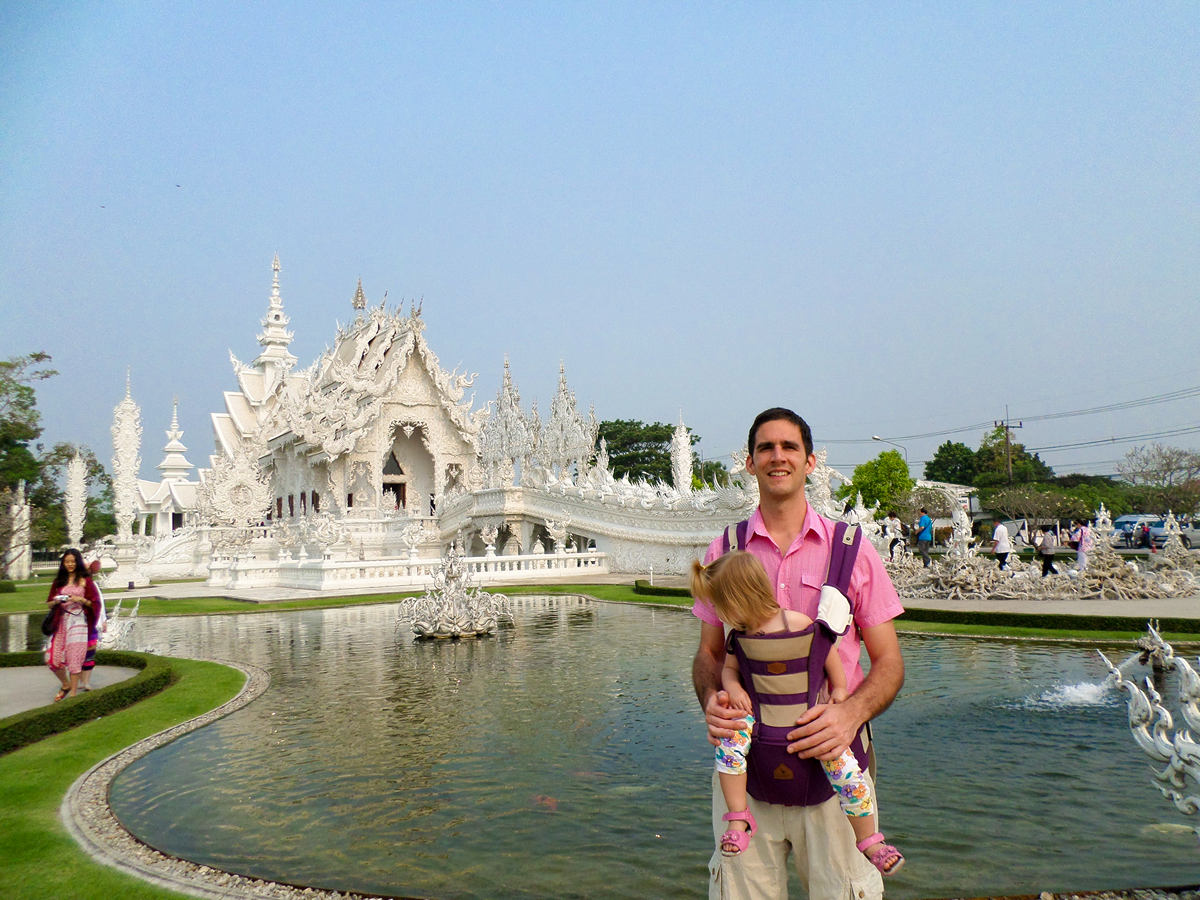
407 542 511 639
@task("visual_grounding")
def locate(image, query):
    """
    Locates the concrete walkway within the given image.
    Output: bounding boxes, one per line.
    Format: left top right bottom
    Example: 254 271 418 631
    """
0 665 142 718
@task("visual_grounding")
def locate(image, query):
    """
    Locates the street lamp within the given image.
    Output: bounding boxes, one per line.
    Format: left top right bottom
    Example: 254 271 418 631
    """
872 435 910 473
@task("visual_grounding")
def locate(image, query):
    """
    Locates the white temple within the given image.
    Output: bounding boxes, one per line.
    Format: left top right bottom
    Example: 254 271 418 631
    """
114 257 775 588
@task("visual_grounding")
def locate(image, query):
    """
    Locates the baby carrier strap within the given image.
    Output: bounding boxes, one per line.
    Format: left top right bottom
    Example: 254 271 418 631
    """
721 519 750 555
826 522 860 597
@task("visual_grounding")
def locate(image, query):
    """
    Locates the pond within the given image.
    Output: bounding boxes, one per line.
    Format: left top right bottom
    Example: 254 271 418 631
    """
52 599 1200 898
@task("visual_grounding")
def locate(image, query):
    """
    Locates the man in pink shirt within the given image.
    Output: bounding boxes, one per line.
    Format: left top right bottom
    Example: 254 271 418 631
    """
692 408 906 900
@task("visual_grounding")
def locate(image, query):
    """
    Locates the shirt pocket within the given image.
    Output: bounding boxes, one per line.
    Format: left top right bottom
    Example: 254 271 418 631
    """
798 571 823 610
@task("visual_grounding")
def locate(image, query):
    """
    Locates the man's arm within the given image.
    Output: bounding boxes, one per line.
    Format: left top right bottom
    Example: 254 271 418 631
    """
785 619 904 760
693 621 748 746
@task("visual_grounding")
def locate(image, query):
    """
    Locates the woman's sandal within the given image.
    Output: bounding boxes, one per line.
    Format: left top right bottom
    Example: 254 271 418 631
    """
719 809 757 857
53 688 68 702
856 832 904 875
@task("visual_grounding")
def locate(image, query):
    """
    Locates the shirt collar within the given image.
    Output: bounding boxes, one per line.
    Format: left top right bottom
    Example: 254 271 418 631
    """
747 504 829 554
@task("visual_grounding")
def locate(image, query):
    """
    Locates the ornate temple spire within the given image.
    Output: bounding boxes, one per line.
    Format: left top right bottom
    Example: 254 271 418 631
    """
352 278 366 311
671 412 693 492
157 397 194 482
64 453 87 546
254 254 298 370
111 376 143 543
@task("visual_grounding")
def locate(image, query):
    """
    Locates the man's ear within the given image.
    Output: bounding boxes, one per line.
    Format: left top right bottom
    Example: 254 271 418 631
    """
803 453 817 476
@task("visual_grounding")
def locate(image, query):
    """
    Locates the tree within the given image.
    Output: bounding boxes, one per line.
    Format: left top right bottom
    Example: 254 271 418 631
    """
595 419 730 489
0 352 57 574
1117 444 1200 514
0 352 57 491
836 450 914 514
597 420 675 483
983 484 1085 531
693 457 731 489
973 426 1054 488
1049 474 1136 519
923 441 977 485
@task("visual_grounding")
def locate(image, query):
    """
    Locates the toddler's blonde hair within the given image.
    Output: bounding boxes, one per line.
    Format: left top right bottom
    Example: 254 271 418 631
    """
690 550 779 632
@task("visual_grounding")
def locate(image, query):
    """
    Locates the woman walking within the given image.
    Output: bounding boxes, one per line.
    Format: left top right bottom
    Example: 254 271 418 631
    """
45 548 100 701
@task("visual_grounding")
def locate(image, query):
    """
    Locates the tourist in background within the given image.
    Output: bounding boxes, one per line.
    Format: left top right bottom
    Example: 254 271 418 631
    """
44 548 101 701
78 559 107 691
991 520 1012 570
883 510 905 560
1039 526 1059 577
692 408 905 900
914 508 933 567
1070 519 1093 571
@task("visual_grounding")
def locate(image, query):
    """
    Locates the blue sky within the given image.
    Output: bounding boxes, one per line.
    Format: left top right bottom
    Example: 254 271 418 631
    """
2 2 1197 483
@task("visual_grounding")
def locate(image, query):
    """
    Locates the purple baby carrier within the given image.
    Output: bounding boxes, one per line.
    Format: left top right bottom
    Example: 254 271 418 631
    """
721 519 870 807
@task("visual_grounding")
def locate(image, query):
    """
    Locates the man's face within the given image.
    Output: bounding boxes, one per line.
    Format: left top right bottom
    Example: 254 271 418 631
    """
746 418 815 500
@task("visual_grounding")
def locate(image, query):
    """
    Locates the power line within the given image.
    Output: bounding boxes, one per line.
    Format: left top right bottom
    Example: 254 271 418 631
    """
1028 424 1200 453
855 384 1200 444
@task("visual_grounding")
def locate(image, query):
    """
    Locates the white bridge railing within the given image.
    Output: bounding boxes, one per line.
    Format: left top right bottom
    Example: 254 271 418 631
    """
207 549 608 591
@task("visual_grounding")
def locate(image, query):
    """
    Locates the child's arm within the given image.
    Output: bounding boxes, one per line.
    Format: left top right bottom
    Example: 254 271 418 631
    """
721 656 753 712
825 647 849 703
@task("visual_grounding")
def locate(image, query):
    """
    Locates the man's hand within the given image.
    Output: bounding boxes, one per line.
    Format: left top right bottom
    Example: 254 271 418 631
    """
788 620 904 760
786 697 864 760
704 689 750 748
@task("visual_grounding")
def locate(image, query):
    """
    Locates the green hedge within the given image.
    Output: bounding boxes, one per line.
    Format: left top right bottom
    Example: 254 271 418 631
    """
0 581 15 593
0 650 176 755
633 580 692 598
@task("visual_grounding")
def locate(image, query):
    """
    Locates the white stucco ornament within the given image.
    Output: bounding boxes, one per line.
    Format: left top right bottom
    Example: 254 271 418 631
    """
65 453 87 547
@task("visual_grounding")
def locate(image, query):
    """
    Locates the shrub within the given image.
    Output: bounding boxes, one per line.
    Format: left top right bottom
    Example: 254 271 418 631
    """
0 651 176 755
633 580 691 598
0 580 15 593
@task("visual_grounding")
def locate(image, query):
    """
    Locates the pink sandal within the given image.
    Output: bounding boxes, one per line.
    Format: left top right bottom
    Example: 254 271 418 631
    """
720 809 757 857
856 832 904 875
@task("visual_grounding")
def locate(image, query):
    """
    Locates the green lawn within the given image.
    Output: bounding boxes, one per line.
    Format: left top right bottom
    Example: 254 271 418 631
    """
0 657 244 900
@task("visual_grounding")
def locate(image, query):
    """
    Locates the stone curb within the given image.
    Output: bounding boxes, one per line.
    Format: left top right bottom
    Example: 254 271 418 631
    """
59 659 404 900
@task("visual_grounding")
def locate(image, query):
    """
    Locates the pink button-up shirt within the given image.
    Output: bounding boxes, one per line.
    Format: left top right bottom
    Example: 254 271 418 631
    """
692 506 904 691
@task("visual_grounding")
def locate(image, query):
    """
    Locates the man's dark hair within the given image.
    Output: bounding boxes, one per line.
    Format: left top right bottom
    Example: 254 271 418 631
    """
747 408 813 458
919 507 928 514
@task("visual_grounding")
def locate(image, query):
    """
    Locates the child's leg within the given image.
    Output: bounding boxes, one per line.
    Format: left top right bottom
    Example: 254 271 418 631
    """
717 771 749 825
821 749 905 875
820 749 876 838
714 714 755 854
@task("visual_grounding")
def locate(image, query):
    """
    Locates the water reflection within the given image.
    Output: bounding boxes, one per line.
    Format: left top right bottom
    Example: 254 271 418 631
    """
93 602 1199 899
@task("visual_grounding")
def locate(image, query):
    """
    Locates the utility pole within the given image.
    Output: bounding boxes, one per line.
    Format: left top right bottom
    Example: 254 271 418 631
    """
995 405 1023 484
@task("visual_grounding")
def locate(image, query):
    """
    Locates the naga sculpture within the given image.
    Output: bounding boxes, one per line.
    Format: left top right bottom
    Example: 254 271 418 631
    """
1099 622 1200 834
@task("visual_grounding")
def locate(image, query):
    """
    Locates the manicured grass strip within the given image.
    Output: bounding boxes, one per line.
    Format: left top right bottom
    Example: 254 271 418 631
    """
892 620 1178 643
504 582 692 607
0 590 424 618
898 606 1200 635
1 584 682 617
0 656 244 900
